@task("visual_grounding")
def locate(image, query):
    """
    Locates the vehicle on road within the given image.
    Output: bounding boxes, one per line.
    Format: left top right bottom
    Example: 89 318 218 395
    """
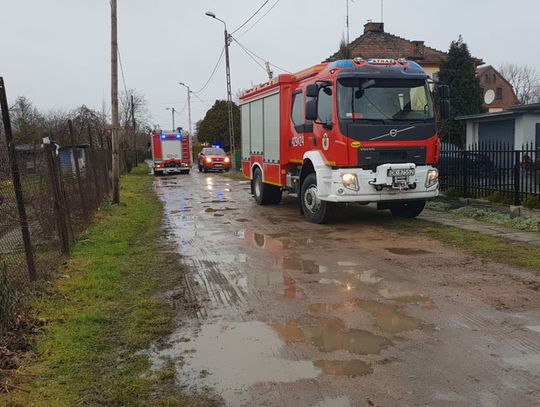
151 131 192 176
198 147 231 172
240 58 449 223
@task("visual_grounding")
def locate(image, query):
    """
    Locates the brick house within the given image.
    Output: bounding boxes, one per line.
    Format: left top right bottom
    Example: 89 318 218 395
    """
477 65 519 112
327 22 483 81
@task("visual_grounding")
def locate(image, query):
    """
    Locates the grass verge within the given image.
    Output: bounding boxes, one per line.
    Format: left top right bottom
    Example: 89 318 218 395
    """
0 165 203 406
345 206 540 275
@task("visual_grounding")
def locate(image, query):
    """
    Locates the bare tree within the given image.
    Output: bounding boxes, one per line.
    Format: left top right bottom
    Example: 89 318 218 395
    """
499 63 540 105
119 89 151 128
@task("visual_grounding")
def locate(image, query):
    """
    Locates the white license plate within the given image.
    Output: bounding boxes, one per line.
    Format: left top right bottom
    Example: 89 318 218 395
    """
388 168 415 177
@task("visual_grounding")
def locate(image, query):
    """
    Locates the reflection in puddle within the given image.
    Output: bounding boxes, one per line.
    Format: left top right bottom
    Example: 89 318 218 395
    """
272 318 391 355
284 275 305 299
387 248 431 256
314 359 373 377
356 300 422 334
248 271 283 287
355 269 383 285
284 257 329 274
160 321 321 406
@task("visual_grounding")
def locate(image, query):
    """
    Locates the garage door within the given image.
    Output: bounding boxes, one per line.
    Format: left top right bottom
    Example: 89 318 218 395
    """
478 119 515 147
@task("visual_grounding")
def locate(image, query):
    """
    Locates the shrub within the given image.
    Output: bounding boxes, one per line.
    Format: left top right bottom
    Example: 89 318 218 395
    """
522 196 540 209
443 188 461 198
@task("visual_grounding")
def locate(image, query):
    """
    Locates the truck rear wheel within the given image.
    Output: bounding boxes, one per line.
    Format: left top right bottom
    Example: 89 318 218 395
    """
253 168 282 205
300 173 335 224
389 200 426 219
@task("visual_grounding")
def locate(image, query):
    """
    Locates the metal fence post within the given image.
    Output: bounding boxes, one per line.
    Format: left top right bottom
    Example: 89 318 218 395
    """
44 142 71 255
514 150 521 206
0 77 37 281
463 149 469 198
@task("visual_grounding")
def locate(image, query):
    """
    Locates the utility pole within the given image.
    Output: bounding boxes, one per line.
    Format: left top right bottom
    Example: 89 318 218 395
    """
178 82 192 134
346 0 350 45
206 11 236 170
131 95 137 166
166 107 176 131
111 0 120 204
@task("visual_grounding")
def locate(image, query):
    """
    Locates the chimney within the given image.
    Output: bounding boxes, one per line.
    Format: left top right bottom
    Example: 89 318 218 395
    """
364 22 384 34
412 40 425 58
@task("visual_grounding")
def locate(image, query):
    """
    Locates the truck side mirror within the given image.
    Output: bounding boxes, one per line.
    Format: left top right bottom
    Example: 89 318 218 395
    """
306 99 318 121
440 100 450 121
306 84 318 98
438 84 450 99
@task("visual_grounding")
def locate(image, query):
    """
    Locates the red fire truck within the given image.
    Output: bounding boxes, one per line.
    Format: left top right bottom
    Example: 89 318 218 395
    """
151 131 192 175
240 58 449 223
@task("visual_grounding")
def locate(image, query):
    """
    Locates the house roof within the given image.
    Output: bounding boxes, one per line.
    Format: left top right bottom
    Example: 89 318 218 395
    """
477 65 518 95
456 103 540 121
327 22 483 66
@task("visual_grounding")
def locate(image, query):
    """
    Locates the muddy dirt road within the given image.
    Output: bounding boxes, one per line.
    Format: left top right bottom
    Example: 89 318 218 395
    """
150 172 540 407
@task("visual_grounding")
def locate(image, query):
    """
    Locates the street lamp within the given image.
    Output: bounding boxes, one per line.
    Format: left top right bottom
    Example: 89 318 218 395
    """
165 107 176 131
205 10 236 170
178 82 192 135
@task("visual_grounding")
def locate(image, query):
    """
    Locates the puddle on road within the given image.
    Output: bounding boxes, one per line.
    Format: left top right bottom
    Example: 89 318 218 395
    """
314 359 373 377
236 218 249 223
310 303 343 313
355 300 423 334
387 248 431 256
159 321 321 406
272 318 391 355
284 257 329 274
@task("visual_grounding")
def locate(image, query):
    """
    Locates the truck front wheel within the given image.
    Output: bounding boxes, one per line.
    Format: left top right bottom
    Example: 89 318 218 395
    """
300 173 335 224
253 168 282 205
389 200 426 218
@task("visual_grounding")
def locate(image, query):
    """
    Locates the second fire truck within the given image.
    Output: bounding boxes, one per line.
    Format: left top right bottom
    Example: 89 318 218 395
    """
240 58 449 223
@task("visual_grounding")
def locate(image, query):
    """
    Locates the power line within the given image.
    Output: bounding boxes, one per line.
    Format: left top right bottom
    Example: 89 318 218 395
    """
117 46 129 96
193 47 226 95
231 0 272 34
191 92 212 109
231 36 292 74
236 0 282 39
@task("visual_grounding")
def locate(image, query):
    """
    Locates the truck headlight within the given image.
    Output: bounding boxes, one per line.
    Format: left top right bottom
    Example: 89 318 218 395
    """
341 173 359 191
425 169 439 188
224 157 230 163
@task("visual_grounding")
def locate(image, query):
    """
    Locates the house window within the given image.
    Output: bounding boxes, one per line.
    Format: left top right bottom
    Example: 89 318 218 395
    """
496 88 503 100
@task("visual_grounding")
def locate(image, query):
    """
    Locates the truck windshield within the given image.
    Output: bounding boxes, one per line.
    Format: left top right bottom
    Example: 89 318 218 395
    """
337 78 434 123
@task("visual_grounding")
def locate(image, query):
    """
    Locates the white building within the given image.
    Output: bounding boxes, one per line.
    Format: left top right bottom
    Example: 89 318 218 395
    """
458 103 540 148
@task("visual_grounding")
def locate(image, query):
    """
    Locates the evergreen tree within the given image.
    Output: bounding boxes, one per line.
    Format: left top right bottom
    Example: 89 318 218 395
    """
438 36 485 145
196 100 240 150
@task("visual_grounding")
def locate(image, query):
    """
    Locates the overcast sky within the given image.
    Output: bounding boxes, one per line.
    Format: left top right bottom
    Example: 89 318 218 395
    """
1 0 538 130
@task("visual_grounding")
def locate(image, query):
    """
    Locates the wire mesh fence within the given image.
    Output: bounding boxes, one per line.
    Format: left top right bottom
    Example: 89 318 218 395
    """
0 77 140 328
439 141 540 205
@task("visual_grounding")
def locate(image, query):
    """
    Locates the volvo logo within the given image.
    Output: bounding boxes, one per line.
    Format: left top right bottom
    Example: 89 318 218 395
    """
369 126 416 141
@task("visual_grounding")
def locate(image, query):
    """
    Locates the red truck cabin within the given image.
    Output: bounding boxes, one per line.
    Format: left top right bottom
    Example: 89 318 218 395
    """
151 131 192 175
240 58 446 223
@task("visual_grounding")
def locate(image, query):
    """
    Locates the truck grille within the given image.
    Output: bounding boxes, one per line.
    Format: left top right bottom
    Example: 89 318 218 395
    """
358 147 426 170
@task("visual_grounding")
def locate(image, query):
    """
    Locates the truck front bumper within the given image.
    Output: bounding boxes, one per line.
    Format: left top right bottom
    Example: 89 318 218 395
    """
317 164 439 203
